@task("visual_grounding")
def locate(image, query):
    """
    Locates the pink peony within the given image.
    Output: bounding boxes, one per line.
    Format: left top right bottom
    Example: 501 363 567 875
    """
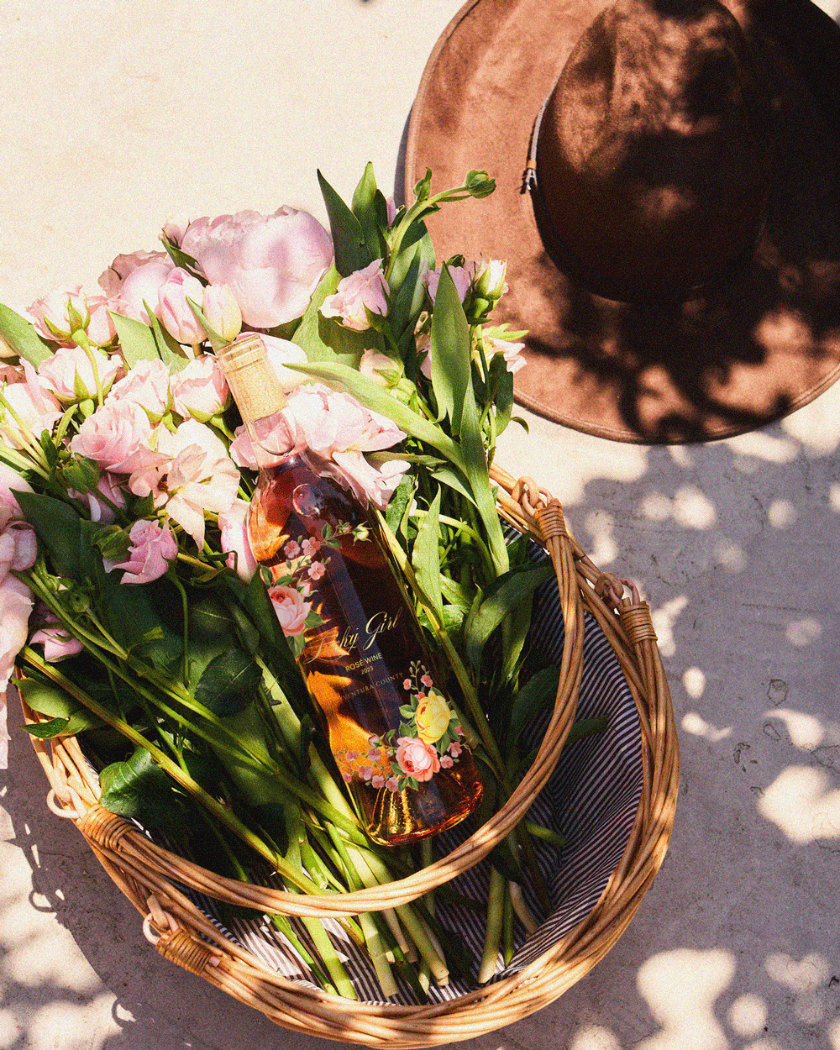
170 353 229 420
98 250 173 297
71 399 154 473
180 207 333 328
202 284 242 342
395 736 440 782
0 361 62 449
107 358 171 419
108 518 178 584
268 584 310 636
37 344 121 403
0 575 33 693
320 260 389 332
157 267 207 346
218 498 257 581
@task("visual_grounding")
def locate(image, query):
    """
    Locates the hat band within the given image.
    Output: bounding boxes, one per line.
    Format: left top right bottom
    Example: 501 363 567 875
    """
523 87 767 305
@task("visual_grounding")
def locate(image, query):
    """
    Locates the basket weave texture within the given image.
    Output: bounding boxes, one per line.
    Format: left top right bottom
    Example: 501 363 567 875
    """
22 466 679 1048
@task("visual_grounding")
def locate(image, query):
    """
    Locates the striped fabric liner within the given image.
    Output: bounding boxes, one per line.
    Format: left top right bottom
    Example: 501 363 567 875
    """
162 538 643 1005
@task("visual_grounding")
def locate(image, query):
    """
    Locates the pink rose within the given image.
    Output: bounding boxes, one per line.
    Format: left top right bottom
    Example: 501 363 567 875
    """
107 359 171 418
139 419 240 548
86 296 118 346
395 736 440 782
70 471 127 525
218 498 257 581
71 399 153 472
157 267 207 346
0 361 62 449
424 264 474 304
268 584 310 636
108 518 177 584
162 216 190 247
29 613 84 661
0 464 36 584
321 260 389 332
37 344 121 403
170 353 229 420
202 285 242 342
27 286 89 345
180 207 333 328
0 575 33 693
113 258 176 324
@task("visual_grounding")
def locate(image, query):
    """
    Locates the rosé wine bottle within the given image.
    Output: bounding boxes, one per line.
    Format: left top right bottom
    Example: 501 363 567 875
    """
215 335 482 845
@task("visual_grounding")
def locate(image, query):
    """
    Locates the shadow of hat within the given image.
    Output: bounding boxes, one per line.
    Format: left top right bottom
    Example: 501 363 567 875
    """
404 0 840 443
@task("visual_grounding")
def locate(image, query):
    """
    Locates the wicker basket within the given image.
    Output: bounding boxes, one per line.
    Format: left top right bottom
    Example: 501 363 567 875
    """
21 466 679 1048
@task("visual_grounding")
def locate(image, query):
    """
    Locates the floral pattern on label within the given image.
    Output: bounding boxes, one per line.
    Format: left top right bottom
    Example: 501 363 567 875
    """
264 519 370 639
334 662 466 792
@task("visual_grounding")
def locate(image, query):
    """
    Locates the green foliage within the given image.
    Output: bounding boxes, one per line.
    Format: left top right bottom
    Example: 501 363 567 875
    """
0 304 53 364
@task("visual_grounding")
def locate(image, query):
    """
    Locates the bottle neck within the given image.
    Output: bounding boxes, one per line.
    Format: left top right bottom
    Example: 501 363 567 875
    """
218 346 294 471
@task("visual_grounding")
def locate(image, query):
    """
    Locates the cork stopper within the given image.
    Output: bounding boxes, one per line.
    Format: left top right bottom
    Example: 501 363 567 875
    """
214 333 286 424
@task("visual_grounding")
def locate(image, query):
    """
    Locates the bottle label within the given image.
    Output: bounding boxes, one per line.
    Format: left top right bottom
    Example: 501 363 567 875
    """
334 661 467 794
262 516 468 794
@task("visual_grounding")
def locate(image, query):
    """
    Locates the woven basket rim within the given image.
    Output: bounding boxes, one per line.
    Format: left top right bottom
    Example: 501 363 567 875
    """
20 464 680 1047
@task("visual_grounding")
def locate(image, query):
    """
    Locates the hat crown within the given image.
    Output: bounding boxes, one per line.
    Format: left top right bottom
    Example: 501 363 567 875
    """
535 0 774 301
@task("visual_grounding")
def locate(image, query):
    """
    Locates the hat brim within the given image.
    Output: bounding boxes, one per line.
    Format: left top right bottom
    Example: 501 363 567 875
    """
404 0 840 443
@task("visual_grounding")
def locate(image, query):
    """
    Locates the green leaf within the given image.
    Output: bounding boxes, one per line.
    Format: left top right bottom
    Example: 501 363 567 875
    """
508 666 561 745
430 266 471 435
161 236 203 277
384 472 415 533
430 465 478 508
412 489 444 624
0 304 53 365
145 304 191 372
109 312 160 368
317 170 373 276
464 561 553 670
100 746 192 830
194 649 262 717
387 251 424 348
18 677 102 735
13 490 84 578
351 161 386 260
414 169 432 202
23 718 70 739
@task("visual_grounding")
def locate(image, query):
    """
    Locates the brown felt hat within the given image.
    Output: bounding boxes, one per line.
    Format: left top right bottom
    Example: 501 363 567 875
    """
404 0 840 442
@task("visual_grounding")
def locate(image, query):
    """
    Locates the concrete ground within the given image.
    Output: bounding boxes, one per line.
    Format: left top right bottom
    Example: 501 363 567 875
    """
1 2 839 1048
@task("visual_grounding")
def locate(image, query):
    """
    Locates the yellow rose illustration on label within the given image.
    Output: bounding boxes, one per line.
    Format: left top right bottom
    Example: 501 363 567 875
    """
415 690 451 745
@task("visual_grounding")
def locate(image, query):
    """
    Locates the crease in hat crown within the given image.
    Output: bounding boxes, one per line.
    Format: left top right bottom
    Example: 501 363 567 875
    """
530 0 774 303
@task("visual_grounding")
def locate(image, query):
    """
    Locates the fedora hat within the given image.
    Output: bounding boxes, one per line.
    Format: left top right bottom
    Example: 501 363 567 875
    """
404 0 840 442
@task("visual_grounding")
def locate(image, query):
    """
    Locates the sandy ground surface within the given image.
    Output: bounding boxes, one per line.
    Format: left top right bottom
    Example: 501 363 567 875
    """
1 2 839 1049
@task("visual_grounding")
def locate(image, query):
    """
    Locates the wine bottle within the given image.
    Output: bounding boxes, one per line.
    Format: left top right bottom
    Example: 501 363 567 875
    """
215 334 483 845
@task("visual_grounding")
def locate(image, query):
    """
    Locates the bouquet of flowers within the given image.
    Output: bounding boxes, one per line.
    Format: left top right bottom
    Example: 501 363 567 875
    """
0 165 593 998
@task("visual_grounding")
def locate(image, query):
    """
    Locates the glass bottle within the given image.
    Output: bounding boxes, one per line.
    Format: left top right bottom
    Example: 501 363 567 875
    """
215 335 483 845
